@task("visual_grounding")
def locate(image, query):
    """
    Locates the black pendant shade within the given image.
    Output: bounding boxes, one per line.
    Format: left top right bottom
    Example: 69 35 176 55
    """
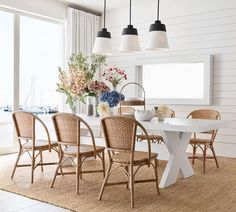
96 28 111 38
149 20 166 32
122 25 138 35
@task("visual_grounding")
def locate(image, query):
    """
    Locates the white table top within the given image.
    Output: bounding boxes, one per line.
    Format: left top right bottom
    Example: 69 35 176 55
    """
78 114 231 133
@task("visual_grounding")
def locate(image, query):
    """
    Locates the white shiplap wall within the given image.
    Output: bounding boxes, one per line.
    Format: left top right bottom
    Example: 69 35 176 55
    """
106 0 236 157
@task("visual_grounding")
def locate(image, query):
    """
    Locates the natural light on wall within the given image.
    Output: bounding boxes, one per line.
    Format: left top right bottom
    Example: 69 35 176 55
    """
140 56 212 105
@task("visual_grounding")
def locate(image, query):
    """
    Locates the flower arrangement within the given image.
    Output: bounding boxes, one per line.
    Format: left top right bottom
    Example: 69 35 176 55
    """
56 52 106 112
68 53 106 81
86 80 110 97
100 90 125 108
97 102 111 117
101 66 127 89
154 105 171 121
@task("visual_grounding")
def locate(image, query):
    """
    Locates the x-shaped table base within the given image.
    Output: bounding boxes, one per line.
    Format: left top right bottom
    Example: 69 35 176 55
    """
159 131 194 188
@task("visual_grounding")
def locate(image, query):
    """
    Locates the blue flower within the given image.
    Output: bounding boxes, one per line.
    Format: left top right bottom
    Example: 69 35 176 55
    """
99 90 125 107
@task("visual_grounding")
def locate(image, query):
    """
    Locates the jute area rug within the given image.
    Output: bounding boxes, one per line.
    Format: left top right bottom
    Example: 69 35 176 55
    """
0 152 236 212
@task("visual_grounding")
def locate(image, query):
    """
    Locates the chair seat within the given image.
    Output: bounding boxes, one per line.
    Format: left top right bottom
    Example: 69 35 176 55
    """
137 134 163 141
63 144 105 157
111 151 158 165
190 138 212 145
22 139 58 150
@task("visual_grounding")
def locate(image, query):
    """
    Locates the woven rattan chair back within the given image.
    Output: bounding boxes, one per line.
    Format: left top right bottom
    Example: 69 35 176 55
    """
102 116 137 151
12 111 35 140
52 113 81 146
187 109 221 136
118 106 135 115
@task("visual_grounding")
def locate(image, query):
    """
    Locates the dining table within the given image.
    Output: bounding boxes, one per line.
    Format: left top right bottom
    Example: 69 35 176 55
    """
74 114 230 188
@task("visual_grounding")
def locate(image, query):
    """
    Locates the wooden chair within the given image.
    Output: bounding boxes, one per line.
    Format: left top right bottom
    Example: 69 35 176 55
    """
187 109 221 174
137 108 175 144
98 116 160 208
11 111 59 183
50 112 105 194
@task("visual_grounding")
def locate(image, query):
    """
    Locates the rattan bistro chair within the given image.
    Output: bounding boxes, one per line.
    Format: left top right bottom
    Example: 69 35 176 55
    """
51 112 105 194
118 106 135 118
11 111 59 183
137 108 175 144
99 116 160 208
118 106 135 115
187 109 221 174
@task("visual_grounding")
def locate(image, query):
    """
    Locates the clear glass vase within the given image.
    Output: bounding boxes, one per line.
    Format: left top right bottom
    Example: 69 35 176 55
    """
69 101 77 115
86 96 93 116
93 96 99 117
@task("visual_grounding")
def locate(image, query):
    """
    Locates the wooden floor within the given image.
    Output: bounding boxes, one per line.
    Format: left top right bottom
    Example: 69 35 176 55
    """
1 152 236 211
0 190 69 212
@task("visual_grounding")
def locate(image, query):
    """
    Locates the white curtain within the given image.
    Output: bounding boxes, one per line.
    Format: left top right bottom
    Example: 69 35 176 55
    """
67 7 100 56
67 7 100 113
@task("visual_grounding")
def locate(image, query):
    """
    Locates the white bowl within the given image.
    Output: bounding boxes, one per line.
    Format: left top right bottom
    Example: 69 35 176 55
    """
134 109 155 121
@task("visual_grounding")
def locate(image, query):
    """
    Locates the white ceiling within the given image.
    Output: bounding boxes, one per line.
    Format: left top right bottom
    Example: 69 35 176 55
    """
61 0 155 12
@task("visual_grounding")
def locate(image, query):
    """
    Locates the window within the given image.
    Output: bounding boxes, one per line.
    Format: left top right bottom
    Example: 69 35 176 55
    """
20 16 64 112
0 9 64 154
138 55 212 105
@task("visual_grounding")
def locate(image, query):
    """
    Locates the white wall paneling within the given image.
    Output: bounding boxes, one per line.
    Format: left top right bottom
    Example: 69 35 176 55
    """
106 0 236 157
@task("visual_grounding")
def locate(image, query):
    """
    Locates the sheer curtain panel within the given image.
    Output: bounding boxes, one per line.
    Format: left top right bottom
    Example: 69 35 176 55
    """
67 7 100 113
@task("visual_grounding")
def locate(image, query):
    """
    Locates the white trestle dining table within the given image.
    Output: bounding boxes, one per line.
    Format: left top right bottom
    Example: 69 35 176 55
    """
75 114 230 189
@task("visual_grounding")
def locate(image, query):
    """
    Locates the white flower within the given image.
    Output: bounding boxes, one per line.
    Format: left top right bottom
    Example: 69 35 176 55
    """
156 105 171 116
97 102 111 116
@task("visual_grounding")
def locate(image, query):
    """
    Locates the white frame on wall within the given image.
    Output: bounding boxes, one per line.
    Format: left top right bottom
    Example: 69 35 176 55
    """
135 54 213 105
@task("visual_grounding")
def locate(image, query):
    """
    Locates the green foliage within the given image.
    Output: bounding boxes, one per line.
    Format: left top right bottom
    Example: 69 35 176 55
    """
67 52 106 80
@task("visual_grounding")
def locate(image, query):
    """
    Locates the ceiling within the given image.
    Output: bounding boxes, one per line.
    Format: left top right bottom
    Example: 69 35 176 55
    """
61 0 155 12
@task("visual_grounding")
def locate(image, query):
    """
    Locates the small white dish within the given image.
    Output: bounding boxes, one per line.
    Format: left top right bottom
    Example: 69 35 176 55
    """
134 109 155 121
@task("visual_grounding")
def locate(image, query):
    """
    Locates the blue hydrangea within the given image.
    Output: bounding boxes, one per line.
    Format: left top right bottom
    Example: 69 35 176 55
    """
99 90 125 108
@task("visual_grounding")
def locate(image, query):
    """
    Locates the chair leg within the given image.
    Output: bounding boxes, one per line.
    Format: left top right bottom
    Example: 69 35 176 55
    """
125 166 129 190
76 157 81 194
129 164 134 208
98 162 112 200
203 145 207 174
11 149 23 179
192 144 196 165
40 151 43 172
80 158 83 180
211 146 219 168
51 153 63 188
102 151 106 178
31 151 35 184
54 148 63 175
154 159 160 195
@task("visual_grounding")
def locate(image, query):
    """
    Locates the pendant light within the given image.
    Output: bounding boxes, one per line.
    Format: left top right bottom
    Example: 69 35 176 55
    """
119 0 141 53
92 0 112 55
147 0 169 51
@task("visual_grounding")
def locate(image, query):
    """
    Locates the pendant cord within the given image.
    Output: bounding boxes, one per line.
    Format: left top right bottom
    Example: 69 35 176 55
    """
129 0 131 25
157 0 160 20
103 0 106 28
